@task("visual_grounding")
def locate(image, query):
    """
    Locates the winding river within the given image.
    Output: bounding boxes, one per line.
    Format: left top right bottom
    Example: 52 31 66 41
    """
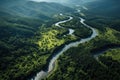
31 16 98 80
55 16 75 35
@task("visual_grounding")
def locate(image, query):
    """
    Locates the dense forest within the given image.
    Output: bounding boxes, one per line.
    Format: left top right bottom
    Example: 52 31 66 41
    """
47 21 120 80
0 0 120 80
0 0 75 80
47 0 120 80
0 0 92 80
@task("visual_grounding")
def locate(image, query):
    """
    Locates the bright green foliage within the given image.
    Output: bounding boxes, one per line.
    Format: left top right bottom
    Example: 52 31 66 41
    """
47 19 120 80
38 29 64 51
101 49 120 61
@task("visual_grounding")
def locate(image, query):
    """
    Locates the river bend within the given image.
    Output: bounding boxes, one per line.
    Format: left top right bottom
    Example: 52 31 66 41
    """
31 16 98 80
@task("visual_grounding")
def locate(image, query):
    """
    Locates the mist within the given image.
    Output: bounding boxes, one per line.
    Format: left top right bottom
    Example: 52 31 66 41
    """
30 0 69 3
30 0 98 4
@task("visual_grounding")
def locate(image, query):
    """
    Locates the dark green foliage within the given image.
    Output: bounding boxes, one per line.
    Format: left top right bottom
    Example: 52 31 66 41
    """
0 0 75 79
0 0 74 20
81 0 120 32
83 0 120 18
48 27 120 80
0 0 120 80
85 16 120 32
0 13 44 79
60 17 92 38
48 1 120 80
74 27 92 38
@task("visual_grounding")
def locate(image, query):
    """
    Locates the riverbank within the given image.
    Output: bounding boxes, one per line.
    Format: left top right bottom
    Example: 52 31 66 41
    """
31 15 98 80
47 26 120 80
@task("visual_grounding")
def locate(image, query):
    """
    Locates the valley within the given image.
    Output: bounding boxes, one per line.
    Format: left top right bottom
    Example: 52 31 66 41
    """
32 16 98 80
0 0 120 80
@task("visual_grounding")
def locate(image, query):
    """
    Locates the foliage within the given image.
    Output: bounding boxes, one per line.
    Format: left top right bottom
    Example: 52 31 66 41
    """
47 21 120 80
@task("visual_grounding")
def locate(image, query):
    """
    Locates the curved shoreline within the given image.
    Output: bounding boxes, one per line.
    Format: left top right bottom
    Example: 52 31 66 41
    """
31 16 98 80
55 16 75 35
92 44 120 59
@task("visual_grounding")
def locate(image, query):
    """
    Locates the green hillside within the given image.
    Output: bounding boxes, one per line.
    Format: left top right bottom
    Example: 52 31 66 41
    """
0 0 75 79
0 0 120 80
0 0 74 20
47 0 120 80
83 0 120 18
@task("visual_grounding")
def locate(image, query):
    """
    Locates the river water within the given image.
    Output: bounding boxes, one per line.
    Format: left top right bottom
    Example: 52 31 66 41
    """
31 16 98 80
55 16 75 35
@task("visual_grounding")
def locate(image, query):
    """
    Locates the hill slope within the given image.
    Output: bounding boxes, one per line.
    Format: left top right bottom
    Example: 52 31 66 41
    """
0 0 73 20
0 0 74 80
84 0 120 18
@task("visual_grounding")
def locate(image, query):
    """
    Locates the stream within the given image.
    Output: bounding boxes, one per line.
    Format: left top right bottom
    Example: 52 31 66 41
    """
55 16 75 35
93 46 120 60
31 16 98 80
